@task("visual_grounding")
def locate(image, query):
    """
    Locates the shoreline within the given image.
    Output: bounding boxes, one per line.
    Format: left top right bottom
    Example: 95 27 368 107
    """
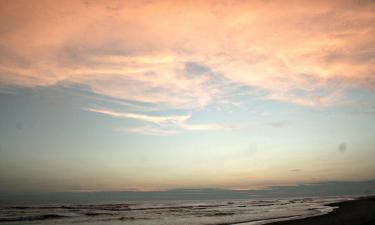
261 196 375 225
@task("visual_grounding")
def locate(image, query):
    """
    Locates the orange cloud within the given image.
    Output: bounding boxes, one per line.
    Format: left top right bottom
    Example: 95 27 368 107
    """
0 0 374 109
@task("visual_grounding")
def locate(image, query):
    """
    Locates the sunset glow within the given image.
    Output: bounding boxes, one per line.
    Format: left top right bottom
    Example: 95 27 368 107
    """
0 0 374 192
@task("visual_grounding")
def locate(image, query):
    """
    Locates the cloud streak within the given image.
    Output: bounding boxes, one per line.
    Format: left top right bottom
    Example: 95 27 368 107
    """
88 108 190 125
89 108 241 135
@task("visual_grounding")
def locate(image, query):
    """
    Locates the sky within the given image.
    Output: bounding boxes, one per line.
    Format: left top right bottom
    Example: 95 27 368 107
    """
0 0 375 192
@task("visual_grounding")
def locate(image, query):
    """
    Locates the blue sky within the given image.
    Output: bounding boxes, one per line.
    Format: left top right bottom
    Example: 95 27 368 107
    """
1 82 374 191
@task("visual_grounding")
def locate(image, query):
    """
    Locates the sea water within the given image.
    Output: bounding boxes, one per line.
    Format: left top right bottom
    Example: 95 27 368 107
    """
0 196 353 225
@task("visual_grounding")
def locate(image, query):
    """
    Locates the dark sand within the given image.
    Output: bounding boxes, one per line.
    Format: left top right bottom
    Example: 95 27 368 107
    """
267 196 375 225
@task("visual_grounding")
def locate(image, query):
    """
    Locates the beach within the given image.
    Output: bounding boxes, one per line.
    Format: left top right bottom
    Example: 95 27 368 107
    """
266 196 375 225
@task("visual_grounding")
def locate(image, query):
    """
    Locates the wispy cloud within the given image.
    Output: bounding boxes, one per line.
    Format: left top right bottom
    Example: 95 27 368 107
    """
114 126 181 136
88 108 190 125
89 108 241 135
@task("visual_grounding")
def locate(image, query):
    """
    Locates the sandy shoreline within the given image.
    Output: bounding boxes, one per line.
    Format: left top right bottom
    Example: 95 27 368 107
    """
263 196 375 225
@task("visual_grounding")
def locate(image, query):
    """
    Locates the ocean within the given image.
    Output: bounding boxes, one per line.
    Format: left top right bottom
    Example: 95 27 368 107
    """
0 196 352 225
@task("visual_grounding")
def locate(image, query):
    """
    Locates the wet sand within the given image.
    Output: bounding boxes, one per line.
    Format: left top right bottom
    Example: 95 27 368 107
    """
267 196 375 225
